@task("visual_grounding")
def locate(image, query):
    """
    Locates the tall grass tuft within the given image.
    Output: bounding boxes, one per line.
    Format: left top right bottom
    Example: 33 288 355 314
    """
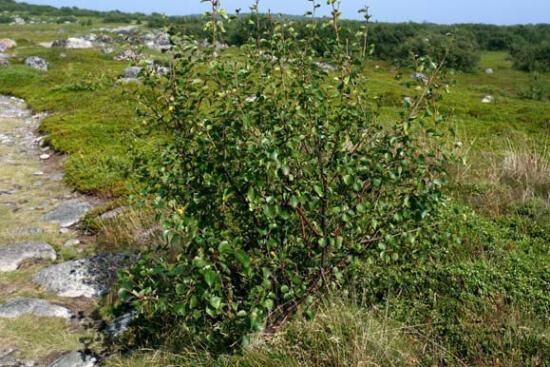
452 137 550 215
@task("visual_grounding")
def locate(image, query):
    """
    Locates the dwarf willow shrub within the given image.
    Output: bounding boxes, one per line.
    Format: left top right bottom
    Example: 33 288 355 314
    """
117 0 452 352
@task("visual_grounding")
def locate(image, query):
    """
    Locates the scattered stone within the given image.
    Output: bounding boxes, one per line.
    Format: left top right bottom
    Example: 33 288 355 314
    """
0 242 56 272
12 17 26 26
0 348 35 367
0 96 31 119
24 57 48 71
481 95 495 104
0 39 17 52
39 154 50 160
52 37 94 49
63 239 80 247
33 171 44 176
314 61 335 73
38 41 53 48
100 207 128 220
108 25 139 35
142 31 171 51
104 312 136 338
0 298 72 319
116 78 141 85
0 55 9 67
199 39 228 50
145 61 170 76
42 200 92 228
0 134 13 144
33 253 129 298
485 68 494 75
114 49 144 62
48 351 97 367
50 173 64 182
121 66 142 79
101 47 114 55
412 72 428 83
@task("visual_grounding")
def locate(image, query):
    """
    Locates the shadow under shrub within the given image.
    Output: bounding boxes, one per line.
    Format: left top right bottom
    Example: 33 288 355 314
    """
114 0 453 354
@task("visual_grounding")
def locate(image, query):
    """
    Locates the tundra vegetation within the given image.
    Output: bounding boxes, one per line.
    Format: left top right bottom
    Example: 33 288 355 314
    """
0 0 548 366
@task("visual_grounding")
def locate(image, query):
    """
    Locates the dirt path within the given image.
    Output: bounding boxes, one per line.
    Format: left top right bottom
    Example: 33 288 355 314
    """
0 96 104 366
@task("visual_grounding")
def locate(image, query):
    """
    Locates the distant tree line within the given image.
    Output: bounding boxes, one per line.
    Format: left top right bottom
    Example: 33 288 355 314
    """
1 0 549 72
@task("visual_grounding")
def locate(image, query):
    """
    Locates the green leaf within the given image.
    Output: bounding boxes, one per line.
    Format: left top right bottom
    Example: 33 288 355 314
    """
314 185 324 197
210 296 222 310
218 241 232 255
203 270 217 288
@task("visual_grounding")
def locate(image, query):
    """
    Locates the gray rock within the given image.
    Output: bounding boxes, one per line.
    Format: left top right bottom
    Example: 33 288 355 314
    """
116 78 141 85
48 352 96 367
485 68 494 75
100 207 127 220
63 239 80 247
412 72 428 83
114 49 144 62
0 39 16 52
481 95 495 104
108 25 139 35
33 254 129 298
0 96 31 119
52 37 94 49
38 41 53 48
0 348 35 367
142 32 171 51
42 200 92 228
12 17 25 26
24 57 48 71
104 312 136 338
0 242 56 272
314 61 335 73
145 61 170 76
0 56 9 67
121 66 142 79
0 298 72 319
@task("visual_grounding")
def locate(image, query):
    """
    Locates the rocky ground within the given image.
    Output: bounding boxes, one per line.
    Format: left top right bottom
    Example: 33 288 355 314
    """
0 96 123 366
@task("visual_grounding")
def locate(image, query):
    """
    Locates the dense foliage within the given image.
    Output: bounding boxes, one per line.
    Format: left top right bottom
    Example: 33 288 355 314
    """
510 41 550 72
115 0 453 352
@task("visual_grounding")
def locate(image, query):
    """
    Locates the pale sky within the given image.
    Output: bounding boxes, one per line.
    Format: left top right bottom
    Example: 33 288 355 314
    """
24 0 550 24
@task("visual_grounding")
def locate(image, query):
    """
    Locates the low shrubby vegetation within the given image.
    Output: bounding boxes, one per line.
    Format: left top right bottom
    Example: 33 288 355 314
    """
511 41 550 72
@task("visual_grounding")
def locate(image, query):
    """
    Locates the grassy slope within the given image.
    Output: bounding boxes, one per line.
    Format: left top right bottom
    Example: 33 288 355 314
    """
0 21 548 366
0 22 138 196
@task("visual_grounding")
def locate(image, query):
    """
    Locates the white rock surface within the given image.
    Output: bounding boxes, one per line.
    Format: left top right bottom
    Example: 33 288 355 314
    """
42 200 92 228
49 351 97 367
0 298 72 319
33 254 129 298
481 95 495 104
0 242 56 272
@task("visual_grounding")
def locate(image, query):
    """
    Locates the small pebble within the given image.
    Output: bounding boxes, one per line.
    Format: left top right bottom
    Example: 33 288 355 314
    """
39 154 50 160
64 239 81 247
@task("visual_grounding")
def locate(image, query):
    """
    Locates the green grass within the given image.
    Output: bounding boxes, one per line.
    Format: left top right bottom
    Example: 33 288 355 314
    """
0 23 140 196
